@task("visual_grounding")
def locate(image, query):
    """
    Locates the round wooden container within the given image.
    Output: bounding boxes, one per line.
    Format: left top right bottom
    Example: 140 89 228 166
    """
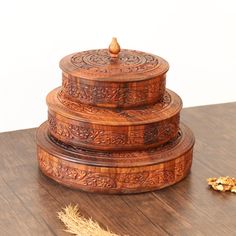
37 122 194 194
36 38 195 194
60 48 169 108
46 88 181 151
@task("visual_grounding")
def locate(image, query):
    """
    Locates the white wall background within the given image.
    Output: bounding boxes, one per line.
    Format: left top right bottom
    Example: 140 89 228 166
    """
0 0 236 132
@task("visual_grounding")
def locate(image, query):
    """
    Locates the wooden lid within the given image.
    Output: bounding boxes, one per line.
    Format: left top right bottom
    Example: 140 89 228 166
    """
59 38 169 82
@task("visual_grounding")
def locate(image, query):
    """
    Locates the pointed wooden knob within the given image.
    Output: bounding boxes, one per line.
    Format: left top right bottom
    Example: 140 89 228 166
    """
109 37 120 58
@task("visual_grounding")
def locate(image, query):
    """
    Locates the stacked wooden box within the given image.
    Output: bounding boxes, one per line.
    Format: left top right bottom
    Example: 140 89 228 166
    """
36 39 194 194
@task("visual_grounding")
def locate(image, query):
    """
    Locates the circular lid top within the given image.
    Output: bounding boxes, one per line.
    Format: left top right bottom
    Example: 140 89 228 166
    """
59 38 169 82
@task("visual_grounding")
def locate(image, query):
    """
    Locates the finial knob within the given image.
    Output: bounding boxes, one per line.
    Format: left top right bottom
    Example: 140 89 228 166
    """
109 37 120 58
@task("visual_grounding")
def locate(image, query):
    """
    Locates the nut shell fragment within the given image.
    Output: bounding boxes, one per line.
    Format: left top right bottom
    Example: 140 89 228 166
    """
231 186 236 193
207 176 236 193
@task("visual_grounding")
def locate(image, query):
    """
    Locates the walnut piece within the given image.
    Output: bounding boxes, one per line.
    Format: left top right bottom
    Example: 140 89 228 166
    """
207 176 236 193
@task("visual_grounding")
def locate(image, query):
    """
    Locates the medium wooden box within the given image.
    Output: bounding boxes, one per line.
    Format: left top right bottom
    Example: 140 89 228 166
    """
36 38 195 194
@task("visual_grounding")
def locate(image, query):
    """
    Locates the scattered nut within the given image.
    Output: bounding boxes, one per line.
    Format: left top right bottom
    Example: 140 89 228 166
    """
207 176 236 193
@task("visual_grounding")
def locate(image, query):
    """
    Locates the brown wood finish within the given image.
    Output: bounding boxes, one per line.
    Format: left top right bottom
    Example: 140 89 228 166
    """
109 37 121 58
36 41 194 193
37 122 194 193
0 102 236 235
47 88 182 151
60 49 168 108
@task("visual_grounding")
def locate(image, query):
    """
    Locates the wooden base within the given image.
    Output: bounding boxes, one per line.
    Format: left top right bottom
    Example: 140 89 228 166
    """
36 122 194 194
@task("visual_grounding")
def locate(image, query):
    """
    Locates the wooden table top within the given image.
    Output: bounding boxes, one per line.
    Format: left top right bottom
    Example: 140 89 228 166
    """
0 102 236 236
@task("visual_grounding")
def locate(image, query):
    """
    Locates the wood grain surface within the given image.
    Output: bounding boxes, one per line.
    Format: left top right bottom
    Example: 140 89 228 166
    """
46 88 181 151
59 49 168 108
0 102 236 235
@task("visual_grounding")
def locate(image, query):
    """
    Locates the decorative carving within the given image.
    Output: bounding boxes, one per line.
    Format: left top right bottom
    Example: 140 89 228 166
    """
38 147 192 190
48 115 73 139
57 89 171 120
116 171 150 185
48 112 179 148
83 175 116 188
143 125 159 144
38 149 116 188
49 130 182 160
58 90 101 114
157 116 180 142
62 75 166 106
70 49 160 76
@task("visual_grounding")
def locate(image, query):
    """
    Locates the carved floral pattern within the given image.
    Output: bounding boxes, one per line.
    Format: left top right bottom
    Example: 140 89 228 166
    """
70 49 160 75
49 130 182 160
38 147 192 190
57 89 172 120
62 75 165 106
48 113 179 147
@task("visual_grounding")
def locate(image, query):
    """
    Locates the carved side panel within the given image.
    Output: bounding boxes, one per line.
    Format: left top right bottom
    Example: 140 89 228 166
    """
37 146 193 193
62 74 166 108
48 112 180 150
57 89 172 121
49 130 182 161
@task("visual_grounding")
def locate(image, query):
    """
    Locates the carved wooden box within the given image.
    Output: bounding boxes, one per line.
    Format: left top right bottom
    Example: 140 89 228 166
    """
36 38 195 194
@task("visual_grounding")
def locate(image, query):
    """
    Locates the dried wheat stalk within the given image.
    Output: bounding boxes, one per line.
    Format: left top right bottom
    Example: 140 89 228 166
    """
57 205 120 236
